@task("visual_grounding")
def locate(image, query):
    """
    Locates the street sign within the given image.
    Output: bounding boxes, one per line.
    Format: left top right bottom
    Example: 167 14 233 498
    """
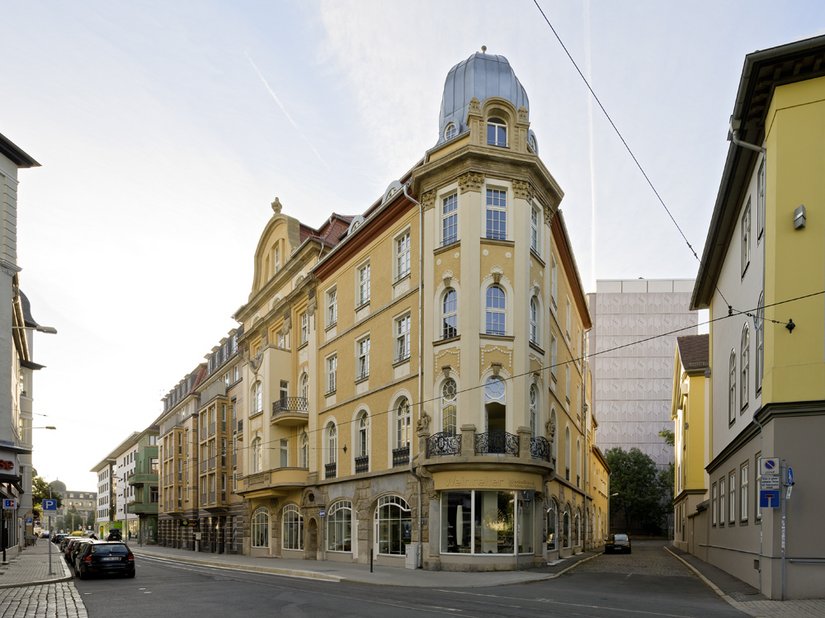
41 499 58 511
760 476 781 490
760 490 781 508
2 499 17 509
760 457 780 476
319 510 326 518
787 466 794 486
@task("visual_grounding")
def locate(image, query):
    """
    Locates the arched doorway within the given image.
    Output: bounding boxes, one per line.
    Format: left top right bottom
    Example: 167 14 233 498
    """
306 518 318 560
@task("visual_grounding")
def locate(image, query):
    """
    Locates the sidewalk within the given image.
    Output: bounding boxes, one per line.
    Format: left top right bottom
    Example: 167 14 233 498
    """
0 539 72 588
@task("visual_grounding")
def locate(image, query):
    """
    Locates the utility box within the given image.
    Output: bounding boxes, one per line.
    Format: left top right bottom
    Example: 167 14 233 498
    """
405 542 419 569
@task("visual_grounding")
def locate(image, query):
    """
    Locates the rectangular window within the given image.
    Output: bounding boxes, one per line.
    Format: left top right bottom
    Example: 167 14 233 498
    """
357 262 371 306
550 257 558 308
741 200 751 276
326 355 337 394
755 452 762 521
740 462 749 523
280 439 288 468
395 230 411 280
442 193 458 245
530 203 540 253
711 482 718 526
757 159 765 242
485 188 507 240
395 314 411 362
729 471 736 524
719 477 726 527
326 287 337 327
565 366 571 403
565 297 572 339
279 380 288 405
299 311 309 345
550 335 558 381
356 337 370 380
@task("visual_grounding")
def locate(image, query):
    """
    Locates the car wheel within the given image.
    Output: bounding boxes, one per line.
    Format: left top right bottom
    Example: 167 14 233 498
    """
127 571 136 578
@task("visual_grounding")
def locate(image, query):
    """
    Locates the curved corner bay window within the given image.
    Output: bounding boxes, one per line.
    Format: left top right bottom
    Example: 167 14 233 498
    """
375 495 412 555
251 507 269 548
327 501 352 552
440 490 534 555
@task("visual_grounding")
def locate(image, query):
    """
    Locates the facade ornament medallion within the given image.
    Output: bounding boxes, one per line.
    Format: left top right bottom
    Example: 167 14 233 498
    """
458 171 484 194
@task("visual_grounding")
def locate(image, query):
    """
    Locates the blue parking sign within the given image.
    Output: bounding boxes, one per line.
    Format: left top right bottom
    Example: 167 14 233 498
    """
41 499 57 511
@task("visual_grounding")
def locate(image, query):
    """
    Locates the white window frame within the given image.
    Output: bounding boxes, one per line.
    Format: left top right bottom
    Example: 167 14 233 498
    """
444 122 457 141
357 411 369 458
529 296 539 344
357 262 371 307
395 229 411 281
740 462 749 523
486 117 507 147
728 350 736 425
300 433 308 468
251 436 262 474
251 507 269 548
719 477 726 527
712 482 718 526
326 287 338 327
729 471 736 524
395 397 411 450
252 381 263 416
441 378 457 436
326 422 337 466
299 311 309 345
741 324 750 411
282 504 303 551
326 354 338 394
356 335 370 381
485 187 507 241
550 256 558 309
530 203 540 253
755 293 764 394
441 288 458 339
441 193 458 246
741 199 751 277
757 159 765 243
485 285 506 335
395 313 411 362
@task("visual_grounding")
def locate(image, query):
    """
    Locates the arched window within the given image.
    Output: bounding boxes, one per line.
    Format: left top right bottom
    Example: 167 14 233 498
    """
529 384 538 437
565 427 571 481
375 495 411 555
728 350 737 425
484 376 506 440
444 122 457 141
487 116 507 147
550 408 558 464
251 381 263 415
741 324 750 410
299 432 308 468
395 397 411 450
575 509 581 546
485 285 506 335
357 411 369 458
529 296 539 344
326 422 337 465
282 504 303 551
251 507 269 548
441 379 457 436
755 293 764 393
546 499 558 551
327 500 352 552
300 372 309 401
562 509 570 549
251 436 262 473
576 438 582 487
442 288 458 339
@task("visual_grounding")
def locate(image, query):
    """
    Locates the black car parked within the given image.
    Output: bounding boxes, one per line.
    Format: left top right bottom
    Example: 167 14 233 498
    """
604 533 632 554
75 541 135 579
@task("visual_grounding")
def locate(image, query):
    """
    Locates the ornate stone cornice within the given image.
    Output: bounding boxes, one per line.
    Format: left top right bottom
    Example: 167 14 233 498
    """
512 179 532 200
421 190 436 212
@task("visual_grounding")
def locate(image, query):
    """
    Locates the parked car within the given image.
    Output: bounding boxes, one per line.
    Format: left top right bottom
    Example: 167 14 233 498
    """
75 542 135 579
64 537 86 562
604 533 632 554
68 538 96 571
51 533 67 546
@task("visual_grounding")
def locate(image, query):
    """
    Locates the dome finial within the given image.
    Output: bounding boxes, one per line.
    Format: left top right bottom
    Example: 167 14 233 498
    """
481 45 487 54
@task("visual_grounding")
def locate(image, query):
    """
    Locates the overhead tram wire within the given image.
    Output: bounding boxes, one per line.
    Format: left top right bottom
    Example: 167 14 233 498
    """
208 289 825 461
530 0 751 315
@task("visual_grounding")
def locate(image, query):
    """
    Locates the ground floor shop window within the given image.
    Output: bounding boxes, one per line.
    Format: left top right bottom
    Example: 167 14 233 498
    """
251 508 269 548
440 490 534 555
375 495 411 555
562 509 570 548
327 500 352 552
546 500 558 550
282 504 303 550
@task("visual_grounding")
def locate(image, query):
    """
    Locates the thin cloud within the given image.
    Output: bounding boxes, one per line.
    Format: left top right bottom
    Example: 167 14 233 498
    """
245 50 329 168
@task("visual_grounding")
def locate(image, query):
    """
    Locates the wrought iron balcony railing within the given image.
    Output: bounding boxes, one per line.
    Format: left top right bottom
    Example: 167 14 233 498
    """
354 455 369 474
272 397 309 415
324 462 337 479
474 431 519 456
392 445 410 467
530 436 551 462
426 432 461 457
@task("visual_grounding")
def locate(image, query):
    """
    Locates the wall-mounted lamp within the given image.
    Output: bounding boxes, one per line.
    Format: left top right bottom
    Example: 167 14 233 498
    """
13 325 58 334
793 204 807 229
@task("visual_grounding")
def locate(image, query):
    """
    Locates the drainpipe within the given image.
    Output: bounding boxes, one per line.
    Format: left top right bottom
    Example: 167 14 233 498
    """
403 183 424 569
728 119 766 154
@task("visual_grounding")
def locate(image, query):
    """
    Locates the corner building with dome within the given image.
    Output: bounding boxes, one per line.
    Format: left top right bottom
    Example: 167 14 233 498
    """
157 51 610 570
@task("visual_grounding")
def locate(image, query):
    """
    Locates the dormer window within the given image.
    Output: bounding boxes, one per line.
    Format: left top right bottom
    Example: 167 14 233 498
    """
487 117 507 147
444 122 457 141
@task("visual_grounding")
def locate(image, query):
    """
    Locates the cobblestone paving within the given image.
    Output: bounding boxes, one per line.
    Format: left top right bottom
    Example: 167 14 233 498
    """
574 546 693 578
0 582 87 618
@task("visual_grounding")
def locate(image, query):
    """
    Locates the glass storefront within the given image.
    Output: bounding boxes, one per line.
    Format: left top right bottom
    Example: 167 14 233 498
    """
440 490 534 555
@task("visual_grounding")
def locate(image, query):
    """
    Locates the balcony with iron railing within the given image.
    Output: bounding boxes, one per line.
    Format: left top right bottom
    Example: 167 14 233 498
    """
271 397 309 427
354 455 369 474
392 445 410 467
420 423 554 474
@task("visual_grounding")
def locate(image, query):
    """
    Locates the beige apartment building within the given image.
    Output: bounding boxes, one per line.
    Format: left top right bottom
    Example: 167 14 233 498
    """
154 50 608 570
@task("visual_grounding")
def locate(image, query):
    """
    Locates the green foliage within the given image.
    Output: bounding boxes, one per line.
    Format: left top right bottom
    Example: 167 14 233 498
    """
659 429 675 446
606 447 668 533
32 476 62 520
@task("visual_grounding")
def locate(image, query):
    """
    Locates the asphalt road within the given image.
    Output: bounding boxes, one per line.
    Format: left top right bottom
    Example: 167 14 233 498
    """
75 540 747 618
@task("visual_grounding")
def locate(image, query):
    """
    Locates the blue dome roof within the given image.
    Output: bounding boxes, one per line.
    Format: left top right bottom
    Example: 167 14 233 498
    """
438 52 530 145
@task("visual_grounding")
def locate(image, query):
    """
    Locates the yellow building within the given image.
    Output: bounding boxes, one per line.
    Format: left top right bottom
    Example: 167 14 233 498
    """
670 334 708 553
691 35 825 599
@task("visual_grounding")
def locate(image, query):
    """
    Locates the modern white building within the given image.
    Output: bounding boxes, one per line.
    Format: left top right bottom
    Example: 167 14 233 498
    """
589 279 697 468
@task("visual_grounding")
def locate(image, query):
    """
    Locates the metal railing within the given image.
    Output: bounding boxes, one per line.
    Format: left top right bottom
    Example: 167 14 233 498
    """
354 455 369 474
474 431 519 456
530 436 551 461
392 445 410 467
426 432 461 457
272 397 309 415
325 462 337 479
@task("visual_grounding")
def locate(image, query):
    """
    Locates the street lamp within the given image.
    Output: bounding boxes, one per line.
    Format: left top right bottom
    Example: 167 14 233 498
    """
13 324 58 335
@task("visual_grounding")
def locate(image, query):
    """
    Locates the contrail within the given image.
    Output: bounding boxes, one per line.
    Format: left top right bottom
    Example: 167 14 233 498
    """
245 50 329 168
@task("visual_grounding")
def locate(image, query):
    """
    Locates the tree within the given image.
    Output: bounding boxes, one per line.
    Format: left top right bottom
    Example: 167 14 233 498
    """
31 476 62 522
606 447 667 534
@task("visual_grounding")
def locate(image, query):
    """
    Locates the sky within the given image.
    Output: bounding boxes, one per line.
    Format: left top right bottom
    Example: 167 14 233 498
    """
3 0 824 490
